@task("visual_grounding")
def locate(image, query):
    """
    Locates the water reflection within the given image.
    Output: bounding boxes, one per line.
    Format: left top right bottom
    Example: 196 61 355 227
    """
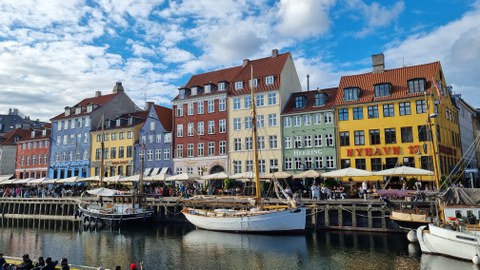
420 254 479 270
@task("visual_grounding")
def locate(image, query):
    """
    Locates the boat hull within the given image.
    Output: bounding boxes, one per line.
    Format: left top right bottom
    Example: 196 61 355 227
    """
417 224 480 262
390 211 431 230
78 203 154 225
182 207 306 233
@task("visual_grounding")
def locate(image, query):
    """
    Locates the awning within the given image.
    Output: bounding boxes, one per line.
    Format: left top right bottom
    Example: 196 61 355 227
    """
151 168 160 176
0 174 13 182
144 168 153 176
86 187 119 197
160 167 169 174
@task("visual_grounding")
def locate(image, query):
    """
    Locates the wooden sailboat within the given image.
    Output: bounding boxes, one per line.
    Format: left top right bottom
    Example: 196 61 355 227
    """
77 114 154 227
182 66 306 233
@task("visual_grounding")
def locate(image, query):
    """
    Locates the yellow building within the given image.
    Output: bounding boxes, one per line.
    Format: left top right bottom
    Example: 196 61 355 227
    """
90 112 146 177
227 50 301 174
335 54 461 187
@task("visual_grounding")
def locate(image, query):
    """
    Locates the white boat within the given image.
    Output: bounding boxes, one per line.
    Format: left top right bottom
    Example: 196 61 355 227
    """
417 223 480 264
182 66 306 233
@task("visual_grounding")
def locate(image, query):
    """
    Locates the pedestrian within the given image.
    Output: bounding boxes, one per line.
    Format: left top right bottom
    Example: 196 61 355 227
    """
60 258 70 270
129 262 144 270
362 180 368 201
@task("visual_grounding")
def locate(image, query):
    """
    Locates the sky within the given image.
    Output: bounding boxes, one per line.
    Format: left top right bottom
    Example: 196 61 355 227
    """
0 0 479 122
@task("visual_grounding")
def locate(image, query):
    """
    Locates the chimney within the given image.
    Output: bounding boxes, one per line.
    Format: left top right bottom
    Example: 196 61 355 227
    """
145 101 154 110
272 49 278 57
95 91 102 97
112 82 124 93
243 59 250 67
372 53 385 73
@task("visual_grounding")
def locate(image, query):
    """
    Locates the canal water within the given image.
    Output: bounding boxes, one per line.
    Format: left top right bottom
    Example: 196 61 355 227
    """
0 221 476 270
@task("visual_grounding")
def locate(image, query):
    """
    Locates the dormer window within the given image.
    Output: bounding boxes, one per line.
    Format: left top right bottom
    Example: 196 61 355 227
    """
374 83 391 97
204 84 211 93
179 89 186 99
116 119 121 127
42 129 46 137
408 78 426 93
128 117 133 125
75 107 81 114
31 131 36 138
65 107 71 116
249 78 258 88
294 95 307 109
87 104 93 113
266 76 274 85
344 87 360 101
235 81 243 90
191 86 198 96
314 93 327 106
218 82 226 91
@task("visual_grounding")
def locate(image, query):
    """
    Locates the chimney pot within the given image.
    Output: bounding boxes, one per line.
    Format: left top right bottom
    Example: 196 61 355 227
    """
95 91 102 97
372 53 385 73
243 59 249 67
145 101 154 110
272 49 278 57
112 82 124 93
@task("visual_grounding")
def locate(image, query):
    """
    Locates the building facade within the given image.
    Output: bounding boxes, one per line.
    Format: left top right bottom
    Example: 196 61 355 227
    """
49 82 138 179
228 50 302 175
281 88 337 173
335 54 462 186
0 129 33 176
135 102 173 176
15 126 51 179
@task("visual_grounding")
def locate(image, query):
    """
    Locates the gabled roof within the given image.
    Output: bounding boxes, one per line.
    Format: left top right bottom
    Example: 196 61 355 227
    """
334 62 440 106
153 105 172 132
50 92 118 121
282 87 338 115
101 110 148 131
17 127 52 143
0 128 32 146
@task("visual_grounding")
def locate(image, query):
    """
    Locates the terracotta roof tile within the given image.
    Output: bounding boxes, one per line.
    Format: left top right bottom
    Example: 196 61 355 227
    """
334 62 440 106
282 87 338 115
50 93 118 120
0 128 32 146
153 105 172 131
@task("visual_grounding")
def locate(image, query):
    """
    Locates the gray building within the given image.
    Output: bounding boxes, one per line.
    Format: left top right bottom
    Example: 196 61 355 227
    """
0 108 47 137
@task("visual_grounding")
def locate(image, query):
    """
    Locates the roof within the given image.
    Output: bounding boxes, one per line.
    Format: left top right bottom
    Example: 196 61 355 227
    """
334 61 440 106
50 92 118 121
174 51 291 100
153 105 172 132
0 128 32 146
282 87 338 115
16 128 52 143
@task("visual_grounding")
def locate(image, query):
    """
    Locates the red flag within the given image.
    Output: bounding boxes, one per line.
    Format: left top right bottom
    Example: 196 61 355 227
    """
432 77 442 99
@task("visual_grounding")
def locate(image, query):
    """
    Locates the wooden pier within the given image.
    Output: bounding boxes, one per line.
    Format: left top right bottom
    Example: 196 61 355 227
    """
0 197 434 232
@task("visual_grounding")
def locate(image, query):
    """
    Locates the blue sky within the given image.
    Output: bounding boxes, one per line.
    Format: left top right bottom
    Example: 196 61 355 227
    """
1 0 479 121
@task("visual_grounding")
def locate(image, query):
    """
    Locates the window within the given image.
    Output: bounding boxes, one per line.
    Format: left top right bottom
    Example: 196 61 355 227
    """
219 98 226 111
304 135 312 148
197 143 204 156
119 146 125 158
418 125 429 142
176 144 183 158
187 123 194 136
353 107 363 120
293 115 301 126
416 100 426 113
284 137 292 149
245 137 253 150
313 113 321 125
233 160 242 174
368 105 379 119
268 135 277 149
266 76 274 85
233 117 242 131
303 115 311 126
383 104 394 117
187 144 194 157
294 136 302 148
127 146 133 158
385 128 396 144
355 159 366 170
197 101 204 114
176 124 183 137
187 103 194 115
235 81 243 90
219 119 226 133
218 82 226 91
258 136 265 149
244 96 252 108
371 158 382 171
208 142 215 156
354 131 365 145
208 100 215 113
314 93 327 106
119 132 124 140
326 156 334 168
285 158 292 170
256 115 265 128
326 134 334 146
315 157 324 169
197 122 204 135
156 134 162 143
176 104 183 117
295 158 302 170
344 87 360 101
324 112 333 123
219 141 226 155
294 96 306 108
369 129 380 145
164 149 170 160
234 138 242 151
268 114 277 127
399 102 411 116
233 98 241 110
401 127 413 143
256 94 264 107
340 159 350 169
339 109 348 121
339 132 350 146
268 92 277 105
245 116 252 129
147 149 153 161
314 135 322 147
284 117 291 127
208 121 215 134
374 83 390 97
408 78 426 93
127 131 133 139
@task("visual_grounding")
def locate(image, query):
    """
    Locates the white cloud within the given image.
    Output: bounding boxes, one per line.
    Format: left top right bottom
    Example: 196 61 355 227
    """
276 0 335 38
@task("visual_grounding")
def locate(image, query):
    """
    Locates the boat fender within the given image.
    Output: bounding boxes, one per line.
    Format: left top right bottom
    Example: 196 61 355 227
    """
473 255 480 265
407 230 417 243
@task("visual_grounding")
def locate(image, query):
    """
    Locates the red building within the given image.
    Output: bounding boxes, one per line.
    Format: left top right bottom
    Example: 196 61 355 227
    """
172 67 240 175
15 126 51 179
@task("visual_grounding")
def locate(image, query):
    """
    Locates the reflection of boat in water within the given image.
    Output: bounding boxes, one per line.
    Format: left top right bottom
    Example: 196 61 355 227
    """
182 229 307 255
420 254 479 270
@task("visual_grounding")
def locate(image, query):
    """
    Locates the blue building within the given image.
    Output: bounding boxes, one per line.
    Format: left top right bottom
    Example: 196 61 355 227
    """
48 82 139 179
135 102 173 176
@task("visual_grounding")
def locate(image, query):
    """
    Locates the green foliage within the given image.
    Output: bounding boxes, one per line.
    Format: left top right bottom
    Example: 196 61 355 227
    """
324 178 339 188
223 178 236 189
407 177 416 189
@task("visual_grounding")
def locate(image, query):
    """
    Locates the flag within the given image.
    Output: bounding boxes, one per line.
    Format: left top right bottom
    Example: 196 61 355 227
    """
432 77 442 99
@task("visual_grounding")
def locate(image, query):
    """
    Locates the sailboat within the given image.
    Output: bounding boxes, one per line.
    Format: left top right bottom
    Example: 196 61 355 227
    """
77 114 154 227
181 66 307 233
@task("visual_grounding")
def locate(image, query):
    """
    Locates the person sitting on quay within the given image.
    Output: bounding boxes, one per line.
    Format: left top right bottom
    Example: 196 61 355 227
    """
15 254 33 270
32 256 45 270
0 253 6 269
130 262 144 270
60 258 70 270
42 257 58 270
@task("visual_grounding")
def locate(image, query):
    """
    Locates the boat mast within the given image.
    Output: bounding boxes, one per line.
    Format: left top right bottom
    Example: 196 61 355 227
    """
100 113 105 187
250 65 261 207
139 141 145 205
425 90 441 190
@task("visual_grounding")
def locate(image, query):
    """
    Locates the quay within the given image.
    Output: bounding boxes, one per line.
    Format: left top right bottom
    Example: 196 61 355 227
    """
0 196 434 232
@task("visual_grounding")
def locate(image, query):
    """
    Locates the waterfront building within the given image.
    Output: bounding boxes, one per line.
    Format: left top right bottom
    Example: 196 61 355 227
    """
15 125 51 179
452 94 478 187
281 88 338 174
0 128 35 176
49 82 138 179
335 54 462 185
172 64 237 175
135 102 173 176
0 108 47 137
89 111 146 177
228 50 301 175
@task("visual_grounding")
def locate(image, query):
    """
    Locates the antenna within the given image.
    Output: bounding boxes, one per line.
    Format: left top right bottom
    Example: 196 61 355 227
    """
307 74 310 91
